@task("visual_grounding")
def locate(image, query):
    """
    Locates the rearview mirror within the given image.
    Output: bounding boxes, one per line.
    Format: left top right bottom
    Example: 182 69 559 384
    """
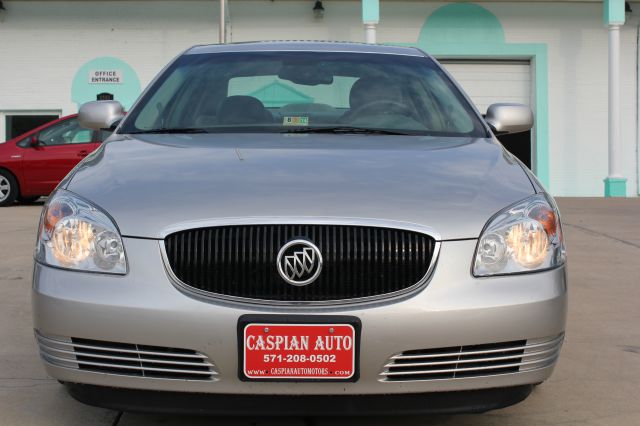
78 101 125 131
278 63 334 86
484 103 533 135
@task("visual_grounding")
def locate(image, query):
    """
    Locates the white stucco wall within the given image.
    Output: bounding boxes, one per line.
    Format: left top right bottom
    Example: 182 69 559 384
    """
0 1 220 116
376 2 639 197
0 1 637 196
489 3 638 197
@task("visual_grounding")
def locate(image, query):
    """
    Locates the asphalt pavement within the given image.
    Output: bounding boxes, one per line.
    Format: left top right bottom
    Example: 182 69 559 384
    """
1 198 638 425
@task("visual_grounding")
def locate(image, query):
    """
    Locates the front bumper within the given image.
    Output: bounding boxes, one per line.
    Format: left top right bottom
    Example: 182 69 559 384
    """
33 238 567 397
64 383 534 415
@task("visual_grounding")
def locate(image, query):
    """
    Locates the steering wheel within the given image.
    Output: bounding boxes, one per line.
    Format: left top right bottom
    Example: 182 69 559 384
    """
341 100 415 122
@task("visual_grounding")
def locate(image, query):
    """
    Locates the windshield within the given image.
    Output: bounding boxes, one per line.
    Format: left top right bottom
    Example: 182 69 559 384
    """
120 51 487 137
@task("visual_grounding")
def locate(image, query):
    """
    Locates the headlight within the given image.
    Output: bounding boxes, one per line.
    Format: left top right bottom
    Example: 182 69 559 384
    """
473 194 565 276
36 190 127 274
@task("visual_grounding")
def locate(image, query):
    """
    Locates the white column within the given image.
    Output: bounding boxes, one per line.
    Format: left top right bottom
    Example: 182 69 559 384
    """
219 0 226 44
603 0 627 196
364 23 377 44
0 114 6 142
637 26 640 194
362 0 379 44
607 24 622 180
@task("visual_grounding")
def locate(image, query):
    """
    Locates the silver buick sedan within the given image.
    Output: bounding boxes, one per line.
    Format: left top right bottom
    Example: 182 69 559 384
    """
33 42 566 415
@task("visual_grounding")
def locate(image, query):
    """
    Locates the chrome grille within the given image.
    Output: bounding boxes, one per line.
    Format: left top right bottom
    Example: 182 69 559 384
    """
380 334 563 382
36 332 217 381
164 224 437 302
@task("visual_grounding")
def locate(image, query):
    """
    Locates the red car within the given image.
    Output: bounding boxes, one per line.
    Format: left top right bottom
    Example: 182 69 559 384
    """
0 114 110 206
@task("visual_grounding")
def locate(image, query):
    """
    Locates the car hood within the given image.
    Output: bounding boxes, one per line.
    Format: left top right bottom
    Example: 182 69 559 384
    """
65 134 535 240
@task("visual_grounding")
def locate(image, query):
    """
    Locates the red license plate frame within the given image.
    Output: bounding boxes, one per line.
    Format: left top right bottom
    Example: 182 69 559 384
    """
238 315 360 382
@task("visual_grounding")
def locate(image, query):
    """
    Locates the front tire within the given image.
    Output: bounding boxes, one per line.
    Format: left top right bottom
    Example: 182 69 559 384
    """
0 170 18 207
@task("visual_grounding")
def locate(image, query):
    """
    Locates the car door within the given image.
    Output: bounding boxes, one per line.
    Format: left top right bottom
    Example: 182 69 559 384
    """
21 117 97 195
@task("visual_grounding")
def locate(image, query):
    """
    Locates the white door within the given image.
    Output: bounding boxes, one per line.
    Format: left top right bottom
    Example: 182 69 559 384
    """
439 60 531 114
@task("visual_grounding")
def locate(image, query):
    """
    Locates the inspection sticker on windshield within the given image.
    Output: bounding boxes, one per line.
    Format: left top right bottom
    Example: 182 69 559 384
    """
243 323 355 380
283 116 309 126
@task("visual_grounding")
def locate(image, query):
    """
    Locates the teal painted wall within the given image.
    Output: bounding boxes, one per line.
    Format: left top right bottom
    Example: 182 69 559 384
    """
362 0 380 23
249 81 314 107
603 0 625 25
71 57 141 110
393 3 550 190
418 3 504 46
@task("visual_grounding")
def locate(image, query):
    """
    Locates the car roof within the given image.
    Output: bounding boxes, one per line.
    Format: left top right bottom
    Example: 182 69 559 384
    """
186 41 426 57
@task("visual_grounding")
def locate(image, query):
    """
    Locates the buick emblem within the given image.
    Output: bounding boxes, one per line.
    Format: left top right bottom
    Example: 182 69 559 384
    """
276 239 323 286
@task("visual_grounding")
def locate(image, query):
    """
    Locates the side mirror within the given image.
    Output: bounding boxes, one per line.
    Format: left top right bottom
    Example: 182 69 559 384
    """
30 135 40 147
484 103 533 135
78 101 125 131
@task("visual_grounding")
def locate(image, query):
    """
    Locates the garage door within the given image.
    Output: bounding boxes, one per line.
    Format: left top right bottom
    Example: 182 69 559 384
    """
439 60 531 113
440 60 533 169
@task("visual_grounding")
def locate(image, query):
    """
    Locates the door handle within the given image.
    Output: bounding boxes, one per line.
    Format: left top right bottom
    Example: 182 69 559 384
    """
77 151 89 158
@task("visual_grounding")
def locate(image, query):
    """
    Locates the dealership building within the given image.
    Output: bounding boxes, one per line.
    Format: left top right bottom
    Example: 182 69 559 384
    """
0 0 639 197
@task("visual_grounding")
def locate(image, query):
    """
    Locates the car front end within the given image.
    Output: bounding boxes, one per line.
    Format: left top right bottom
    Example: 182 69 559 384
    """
32 42 566 415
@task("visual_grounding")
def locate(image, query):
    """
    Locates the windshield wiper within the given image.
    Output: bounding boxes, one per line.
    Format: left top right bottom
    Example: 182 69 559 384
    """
283 126 418 136
129 127 209 134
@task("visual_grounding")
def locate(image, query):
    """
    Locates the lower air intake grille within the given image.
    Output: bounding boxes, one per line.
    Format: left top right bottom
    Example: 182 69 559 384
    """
36 332 217 381
380 334 563 382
